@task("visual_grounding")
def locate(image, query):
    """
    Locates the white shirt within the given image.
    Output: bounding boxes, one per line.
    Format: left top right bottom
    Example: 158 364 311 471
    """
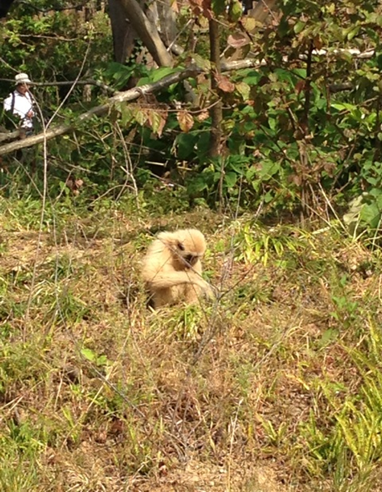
4 90 35 129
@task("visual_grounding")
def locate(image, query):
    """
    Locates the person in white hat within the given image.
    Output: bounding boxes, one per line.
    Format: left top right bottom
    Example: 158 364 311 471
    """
3 73 35 135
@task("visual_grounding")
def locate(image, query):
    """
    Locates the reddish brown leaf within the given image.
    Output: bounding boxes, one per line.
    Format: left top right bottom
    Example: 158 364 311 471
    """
189 0 213 18
313 36 323 50
227 33 250 49
295 80 306 95
197 110 210 122
177 110 194 132
216 74 235 93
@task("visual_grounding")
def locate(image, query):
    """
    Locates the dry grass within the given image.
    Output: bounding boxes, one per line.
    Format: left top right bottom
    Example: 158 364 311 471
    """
1 195 382 491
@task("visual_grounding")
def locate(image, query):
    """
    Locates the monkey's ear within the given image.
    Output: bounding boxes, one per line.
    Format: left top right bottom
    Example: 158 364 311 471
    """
177 241 185 251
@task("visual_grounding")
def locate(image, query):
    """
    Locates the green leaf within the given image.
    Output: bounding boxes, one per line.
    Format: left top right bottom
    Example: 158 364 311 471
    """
192 54 211 71
294 20 306 34
268 117 277 131
189 176 209 193
148 109 166 136
227 0 243 22
228 162 245 174
97 355 109 366
176 132 197 160
212 0 226 15
347 26 360 41
319 329 339 347
246 166 257 181
81 348 96 362
137 77 151 87
225 172 237 188
133 108 147 126
360 203 381 229
235 81 251 100
264 190 274 203
259 160 280 180
213 171 222 183
149 66 182 83
331 103 356 112
242 71 262 86
120 106 134 127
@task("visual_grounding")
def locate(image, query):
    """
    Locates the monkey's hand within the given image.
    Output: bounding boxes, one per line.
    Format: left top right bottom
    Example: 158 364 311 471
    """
199 279 216 299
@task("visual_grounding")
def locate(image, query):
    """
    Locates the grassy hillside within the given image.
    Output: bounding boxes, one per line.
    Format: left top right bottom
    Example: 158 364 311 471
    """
1 193 382 491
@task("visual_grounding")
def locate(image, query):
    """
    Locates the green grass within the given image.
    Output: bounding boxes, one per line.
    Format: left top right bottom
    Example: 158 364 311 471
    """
1 192 382 491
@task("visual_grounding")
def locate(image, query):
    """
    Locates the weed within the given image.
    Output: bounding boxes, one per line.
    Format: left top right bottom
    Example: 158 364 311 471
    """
0 198 381 491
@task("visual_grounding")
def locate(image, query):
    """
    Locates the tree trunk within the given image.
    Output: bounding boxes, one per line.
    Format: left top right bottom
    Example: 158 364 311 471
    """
209 18 223 157
115 0 173 67
109 0 136 63
0 0 15 18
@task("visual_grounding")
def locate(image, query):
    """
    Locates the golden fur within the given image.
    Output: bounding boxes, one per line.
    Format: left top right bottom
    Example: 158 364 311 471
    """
141 228 213 308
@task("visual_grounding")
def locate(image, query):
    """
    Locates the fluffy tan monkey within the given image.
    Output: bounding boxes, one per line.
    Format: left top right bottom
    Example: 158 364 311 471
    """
141 228 213 308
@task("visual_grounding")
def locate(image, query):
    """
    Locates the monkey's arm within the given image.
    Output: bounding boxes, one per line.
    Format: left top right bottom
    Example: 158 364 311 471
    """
146 270 210 290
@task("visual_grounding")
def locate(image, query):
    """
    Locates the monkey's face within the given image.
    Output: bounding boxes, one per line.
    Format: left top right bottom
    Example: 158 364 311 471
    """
176 232 205 268
183 253 200 267
176 242 201 267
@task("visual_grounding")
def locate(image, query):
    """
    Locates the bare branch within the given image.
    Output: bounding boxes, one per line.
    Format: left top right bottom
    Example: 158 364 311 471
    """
329 83 353 93
0 78 115 93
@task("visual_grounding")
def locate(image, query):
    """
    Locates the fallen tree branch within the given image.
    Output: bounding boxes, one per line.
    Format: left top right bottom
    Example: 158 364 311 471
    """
0 66 199 156
0 129 22 143
0 52 376 156
329 82 353 93
1 61 264 156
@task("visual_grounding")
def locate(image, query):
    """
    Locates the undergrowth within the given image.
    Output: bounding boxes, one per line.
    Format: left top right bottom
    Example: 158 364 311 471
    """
1 192 382 492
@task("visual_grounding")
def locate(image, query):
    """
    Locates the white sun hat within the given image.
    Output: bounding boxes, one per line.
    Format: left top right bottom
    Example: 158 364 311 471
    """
15 73 32 85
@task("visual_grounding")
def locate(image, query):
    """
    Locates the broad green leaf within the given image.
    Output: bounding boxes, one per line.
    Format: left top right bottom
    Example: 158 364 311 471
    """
319 329 339 347
188 176 208 193
176 132 197 160
294 20 305 34
149 66 182 83
212 0 226 16
81 348 96 362
347 26 360 41
120 106 134 127
242 71 262 86
192 53 211 71
331 103 357 111
225 172 237 188
264 190 273 203
228 161 245 174
268 117 277 131
227 0 243 23
360 203 381 229
259 160 280 180
133 108 147 126
235 81 251 100
148 109 167 136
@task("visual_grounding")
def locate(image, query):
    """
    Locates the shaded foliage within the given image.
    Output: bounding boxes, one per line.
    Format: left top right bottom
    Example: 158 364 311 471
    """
1 0 382 231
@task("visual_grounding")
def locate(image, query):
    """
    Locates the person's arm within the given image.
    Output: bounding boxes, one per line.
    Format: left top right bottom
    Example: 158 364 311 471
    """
3 94 12 112
25 92 35 118
11 95 32 119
